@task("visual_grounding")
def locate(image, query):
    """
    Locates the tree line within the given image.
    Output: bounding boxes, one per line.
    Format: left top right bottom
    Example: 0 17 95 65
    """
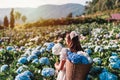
1 8 27 29
85 0 120 14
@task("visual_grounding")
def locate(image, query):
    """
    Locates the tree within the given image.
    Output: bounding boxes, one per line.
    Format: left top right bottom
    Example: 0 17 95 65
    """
21 15 27 23
67 12 73 18
10 8 15 28
14 11 21 20
3 16 9 27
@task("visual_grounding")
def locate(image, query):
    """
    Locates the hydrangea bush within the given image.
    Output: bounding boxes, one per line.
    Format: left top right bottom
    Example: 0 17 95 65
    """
0 23 120 80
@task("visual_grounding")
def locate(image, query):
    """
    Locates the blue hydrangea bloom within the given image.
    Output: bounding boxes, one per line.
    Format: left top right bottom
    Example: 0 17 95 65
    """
18 57 28 64
109 62 120 69
99 72 118 80
111 52 118 56
41 68 55 77
32 58 39 64
16 66 23 74
40 47 46 53
46 42 54 51
85 49 92 55
68 52 89 64
22 70 34 77
39 57 50 65
109 59 120 69
109 56 119 63
15 73 31 80
0 64 8 72
31 50 41 56
27 55 38 62
6 46 14 51
93 58 101 65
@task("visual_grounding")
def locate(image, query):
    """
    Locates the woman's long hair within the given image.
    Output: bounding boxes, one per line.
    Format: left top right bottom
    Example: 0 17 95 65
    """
66 34 84 52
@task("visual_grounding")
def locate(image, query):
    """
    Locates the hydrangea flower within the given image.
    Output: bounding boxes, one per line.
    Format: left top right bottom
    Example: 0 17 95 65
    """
93 58 101 65
99 71 118 80
18 57 28 64
32 58 39 64
24 50 31 56
6 46 14 51
109 59 120 69
16 66 23 74
94 46 103 53
67 52 89 64
109 56 119 63
27 55 38 62
40 47 46 53
52 43 63 55
31 50 41 56
0 64 8 72
15 74 31 80
15 70 33 80
22 70 34 77
85 49 92 55
109 62 120 69
39 57 50 65
46 42 54 51
111 52 118 56
41 68 55 77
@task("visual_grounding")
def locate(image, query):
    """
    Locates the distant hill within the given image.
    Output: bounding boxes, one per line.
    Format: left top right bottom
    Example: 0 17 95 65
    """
0 3 85 22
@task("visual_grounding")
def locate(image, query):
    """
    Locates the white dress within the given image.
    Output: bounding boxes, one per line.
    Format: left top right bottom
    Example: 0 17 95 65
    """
56 48 68 80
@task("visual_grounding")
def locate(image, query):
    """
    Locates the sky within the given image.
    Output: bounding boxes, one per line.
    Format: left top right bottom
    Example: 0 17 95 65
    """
0 0 92 8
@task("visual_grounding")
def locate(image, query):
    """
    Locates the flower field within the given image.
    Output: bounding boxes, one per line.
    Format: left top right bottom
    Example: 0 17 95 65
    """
0 23 120 80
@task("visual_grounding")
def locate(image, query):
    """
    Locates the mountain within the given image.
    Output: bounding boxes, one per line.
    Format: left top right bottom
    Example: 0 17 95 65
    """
0 3 85 22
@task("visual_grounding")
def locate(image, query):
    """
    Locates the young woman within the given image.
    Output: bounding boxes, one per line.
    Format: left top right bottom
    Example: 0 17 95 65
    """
54 31 84 80
55 31 91 80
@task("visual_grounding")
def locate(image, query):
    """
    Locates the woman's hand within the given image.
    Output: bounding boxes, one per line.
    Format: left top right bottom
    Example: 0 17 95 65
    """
54 62 59 69
54 60 66 71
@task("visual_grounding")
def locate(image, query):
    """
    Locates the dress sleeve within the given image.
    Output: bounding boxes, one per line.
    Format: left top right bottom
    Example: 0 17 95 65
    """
59 48 68 60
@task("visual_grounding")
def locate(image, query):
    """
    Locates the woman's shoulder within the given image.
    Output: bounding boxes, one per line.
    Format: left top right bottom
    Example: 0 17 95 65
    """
60 48 69 54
